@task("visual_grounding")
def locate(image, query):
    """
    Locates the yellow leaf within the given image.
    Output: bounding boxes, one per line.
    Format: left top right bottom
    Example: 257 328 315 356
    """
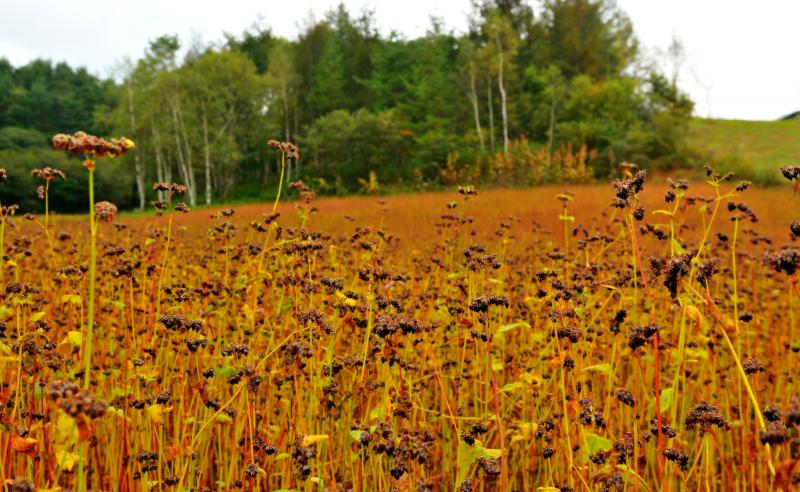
301 434 329 447
53 410 79 450
60 294 81 306
29 311 46 323
147 404 172 424
64 331 82 347
335 292 358 307
55 450 79 471
682 305 701 322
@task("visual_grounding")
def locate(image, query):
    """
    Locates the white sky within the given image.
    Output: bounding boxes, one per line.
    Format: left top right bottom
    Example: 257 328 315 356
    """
1 0 799 120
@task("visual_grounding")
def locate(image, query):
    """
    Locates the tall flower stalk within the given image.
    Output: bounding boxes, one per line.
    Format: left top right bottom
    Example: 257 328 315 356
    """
52 132 134 389
267 139 299 213
0 168 8 282
32 166 65 260
152 182 188 318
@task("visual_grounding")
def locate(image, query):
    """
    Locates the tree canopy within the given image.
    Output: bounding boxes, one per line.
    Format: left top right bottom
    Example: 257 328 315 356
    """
0 0 694 211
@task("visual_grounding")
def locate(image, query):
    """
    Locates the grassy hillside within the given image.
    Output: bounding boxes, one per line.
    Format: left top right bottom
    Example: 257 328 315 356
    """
688 117 800 183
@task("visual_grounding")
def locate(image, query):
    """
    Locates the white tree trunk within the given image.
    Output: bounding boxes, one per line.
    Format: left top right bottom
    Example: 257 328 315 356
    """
487 80 495 152
153 124 166 202
468 66 484 152
548 94 557 165
170 99 196 206
127 86 146 210
496 35 509 156
202 103 212 206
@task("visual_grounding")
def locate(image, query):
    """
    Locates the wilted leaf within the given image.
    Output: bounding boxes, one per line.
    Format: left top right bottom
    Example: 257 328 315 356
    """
10 436 37 457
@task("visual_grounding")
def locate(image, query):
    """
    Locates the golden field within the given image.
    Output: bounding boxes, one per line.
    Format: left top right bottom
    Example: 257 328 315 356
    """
2 173 800 491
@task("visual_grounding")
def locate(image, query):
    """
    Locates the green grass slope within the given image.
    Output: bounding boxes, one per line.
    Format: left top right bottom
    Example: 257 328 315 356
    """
688 117 800 183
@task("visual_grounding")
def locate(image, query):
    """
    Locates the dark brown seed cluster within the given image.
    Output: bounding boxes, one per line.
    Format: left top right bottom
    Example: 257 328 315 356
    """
684 401 730 432
662 448 689 471
742 356 765 375
153 182 188 195
46 381 107 419
764 247 800 276
616 389 635 407
627 323 659 351
758 420 789 445
780 165 800 181
611 169 646 208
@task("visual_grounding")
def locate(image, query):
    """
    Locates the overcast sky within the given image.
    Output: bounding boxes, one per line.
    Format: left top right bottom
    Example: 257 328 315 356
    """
2 0 799 120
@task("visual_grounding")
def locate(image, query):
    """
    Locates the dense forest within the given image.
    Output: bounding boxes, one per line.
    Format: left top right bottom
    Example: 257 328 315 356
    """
0 0 694 212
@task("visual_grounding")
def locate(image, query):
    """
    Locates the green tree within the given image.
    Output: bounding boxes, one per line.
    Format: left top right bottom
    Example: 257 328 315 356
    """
535 0 638 80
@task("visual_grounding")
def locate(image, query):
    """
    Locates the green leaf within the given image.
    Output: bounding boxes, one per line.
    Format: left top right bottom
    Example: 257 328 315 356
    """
500 381 524 393
582 363 612 376
671 238 685 254
647 387 675 416
584 433 612 454
29 311 46 323
233 274 248 292
659 388 674 413
61 294 82 306
369 405 386 420
349 430 364 443
497 321 530 334
216 365 238 378
457 439 502 486
686 347 709 360
279 296 294 313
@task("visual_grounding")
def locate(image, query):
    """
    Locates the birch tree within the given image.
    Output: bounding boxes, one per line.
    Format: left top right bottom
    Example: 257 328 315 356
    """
482 13 518 156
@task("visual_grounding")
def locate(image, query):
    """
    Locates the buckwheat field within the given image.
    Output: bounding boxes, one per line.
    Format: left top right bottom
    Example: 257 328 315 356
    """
2 134 800 492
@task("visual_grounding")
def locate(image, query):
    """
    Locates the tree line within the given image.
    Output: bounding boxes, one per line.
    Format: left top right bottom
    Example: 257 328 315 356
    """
0 0 694 212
